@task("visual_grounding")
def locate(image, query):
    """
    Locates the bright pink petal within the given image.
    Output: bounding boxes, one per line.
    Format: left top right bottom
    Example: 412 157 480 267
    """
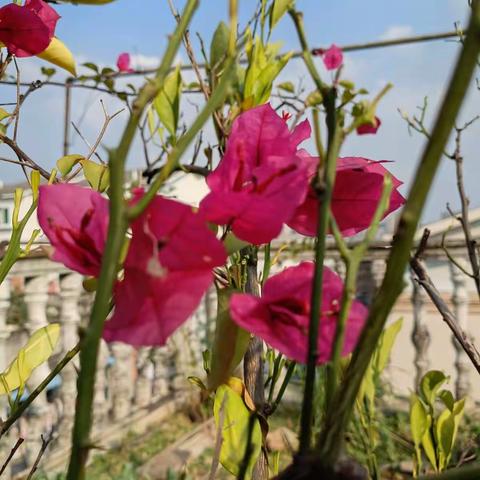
230 262 367 364
38 184 108 276
105 193 227 347
116 52 133 72
322 44 343 70
0 4 50 57
201 103 312 244
356 117 382 135
288 157 405 237
104 269 213 346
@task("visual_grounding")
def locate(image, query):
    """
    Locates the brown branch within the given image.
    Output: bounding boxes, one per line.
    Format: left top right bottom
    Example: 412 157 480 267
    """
0 134 51 180
26 433 52 480
0 438 24 476
410 229 480 376
450 122 480 298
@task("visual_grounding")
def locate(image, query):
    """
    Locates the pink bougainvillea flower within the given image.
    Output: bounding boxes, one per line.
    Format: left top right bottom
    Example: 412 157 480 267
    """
0 0 59 57
288 157 405 237
103 194 227 347
199 103 315 245
37 184 109 277
357 116 382 135
322 44 343 70
116 52 133 73
230 262 367 364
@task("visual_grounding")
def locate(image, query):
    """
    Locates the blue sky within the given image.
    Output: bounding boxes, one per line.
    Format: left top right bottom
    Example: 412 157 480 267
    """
0 0 478 223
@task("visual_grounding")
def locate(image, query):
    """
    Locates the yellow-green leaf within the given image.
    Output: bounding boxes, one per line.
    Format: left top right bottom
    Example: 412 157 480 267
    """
57 154 84 176
420 370 448 408
436 409 455 471
214 384 262 479
210 22 230 75
37 38 76 76
0 324 60 395
208 288 250 391
80 159 110 192
421 415 438 472
154 65 182 137
0 108 10 122
269 0 294 30
410 395 428 447
374 318 403 373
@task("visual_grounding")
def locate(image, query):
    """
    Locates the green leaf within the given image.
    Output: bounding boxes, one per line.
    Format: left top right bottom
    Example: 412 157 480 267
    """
243 38 292 107
0 324 60 395
438 390 455 411
421 415 438 472
0 108 10 122
269 0 294 30
208 288 250 390
374 318 403 373
214 385 262 479
436 409 455 471
83 62 99 72
223 232 250 255
56 154 84 176
420 370 448 408
277 81 295 93
210 22 229 73
80 159 110 192
154 65 182 137
410 395 429 447
37 38 76 76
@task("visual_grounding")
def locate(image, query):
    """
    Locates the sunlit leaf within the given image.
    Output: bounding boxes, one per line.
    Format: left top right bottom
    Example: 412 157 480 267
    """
37 38 76 76
374 318 403 373
208 288 250 391
56 154 84 176
0 324 60 395
214 384 262 479
210 22 229 76
420 370 448 408
0 108 10 122
80 159 110 192
269 0 294 30
154 65 182 137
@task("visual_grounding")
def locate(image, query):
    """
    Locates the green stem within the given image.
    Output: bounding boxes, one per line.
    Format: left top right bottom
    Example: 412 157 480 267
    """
0 343 80 438
127 56 237 220
66 3 199 479
317 1 480 468
270 362 296 415
324 176 393 427
299 104 343 453
419 464 480 480
261 242 271 286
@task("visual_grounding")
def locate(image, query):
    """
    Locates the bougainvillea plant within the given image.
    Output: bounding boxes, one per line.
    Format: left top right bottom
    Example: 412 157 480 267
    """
0 1 479 480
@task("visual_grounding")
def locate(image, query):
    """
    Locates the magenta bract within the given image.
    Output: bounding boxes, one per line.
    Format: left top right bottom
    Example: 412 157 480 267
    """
230 262 367 364
199 103 314 245
103 194 227 346
288 157 405 237
38 184 109 277
116 52 133 72
322 44 343 70
0 0 59 57
357 116 382 135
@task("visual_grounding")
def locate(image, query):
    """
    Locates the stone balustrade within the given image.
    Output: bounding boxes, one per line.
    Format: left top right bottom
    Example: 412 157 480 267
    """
0 242 478 477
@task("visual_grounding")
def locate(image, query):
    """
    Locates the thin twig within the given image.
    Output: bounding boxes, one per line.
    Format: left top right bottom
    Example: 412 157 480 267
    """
410 229 480 375
26 433 53 480
0 438 24 476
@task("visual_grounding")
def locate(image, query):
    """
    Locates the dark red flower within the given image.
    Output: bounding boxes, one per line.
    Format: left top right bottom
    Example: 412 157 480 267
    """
288 157 405 237
357 116 382 135
0 0 59 57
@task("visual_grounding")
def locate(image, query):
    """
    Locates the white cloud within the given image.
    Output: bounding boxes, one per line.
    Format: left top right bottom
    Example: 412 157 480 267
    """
380 25 415 41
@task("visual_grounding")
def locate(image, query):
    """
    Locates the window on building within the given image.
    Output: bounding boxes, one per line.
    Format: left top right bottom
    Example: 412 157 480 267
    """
0 207 10 226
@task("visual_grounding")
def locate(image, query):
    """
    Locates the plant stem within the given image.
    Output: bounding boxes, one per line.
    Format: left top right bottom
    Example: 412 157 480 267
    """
289 8 344 453
324 176 393 431
317 1 480 468
0 343 79 438
127 56 236 220
65 3 199 479
270 362 296 415
299 101 342 453
419 464 480 480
